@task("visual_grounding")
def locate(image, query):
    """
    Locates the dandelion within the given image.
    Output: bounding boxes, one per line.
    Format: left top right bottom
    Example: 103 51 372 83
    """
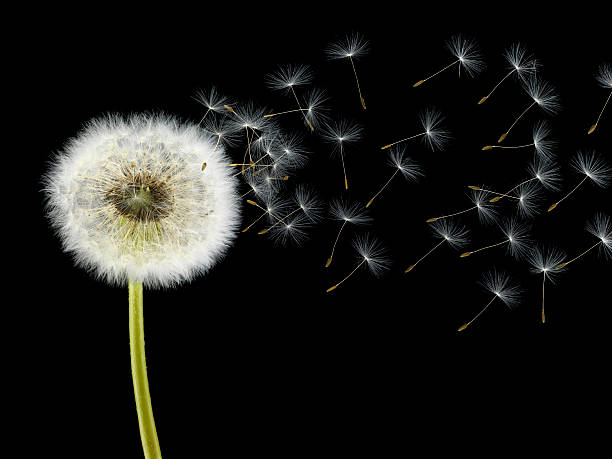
257 185 321 235
201 116 241 152
43 114 241 458
528 246 566 323
498 77 560 143
557 213 611 269
588 63 612 134
475 157 561 203
269 212 314 246
483 120 556 160
326 32 369 109
478 43 538 104
548 150 611 212
413 34 485 87
193 87 232 125
405 220 469 273
266 64 315 131
381 107 450 151
327 234 390 292
264 88 329 130
242 195 290 233
460 218 531 259
325 198 372 267
512 180 543 218
321 118 363 190
366 147 423 208
457 270 521 332
426 189 497 224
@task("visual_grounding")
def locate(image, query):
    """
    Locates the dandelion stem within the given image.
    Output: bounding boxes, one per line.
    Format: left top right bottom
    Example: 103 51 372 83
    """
414 59 459 87
327 259 366 292
196 108 211 127
499 100 537 142
557 241 601 268
588 89 612 134
426 206 476 222
548 175 589 212
458 295 497 332
381 132 426 150
461 239 508 257
129 280 162 459
326 220 348 267
490 177 537 202
349 56 366 109
405 239 445 273
339 143 349 190
479 69 516 104
483 142 535 151
366 169 399 208
264 108 308 117
541 274 546 324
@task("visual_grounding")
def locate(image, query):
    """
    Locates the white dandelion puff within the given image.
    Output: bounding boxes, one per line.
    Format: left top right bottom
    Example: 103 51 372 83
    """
427 189 497 225
326 32 369 109
405 220 470 273
327 235 390 292
381 107 450 151
458 270 521 332
321 118 363 190
497 77 560 143
548 150 611 212
366 147 423 208
325 198 372 267
528 245 566 323
460 218 531 260
588 63 612 134
483 120 556 160
413 34 485 87
43 114 241 289
558 213 612 268
478 42 539 104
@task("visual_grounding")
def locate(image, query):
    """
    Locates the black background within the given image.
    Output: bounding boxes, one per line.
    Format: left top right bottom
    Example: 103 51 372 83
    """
26 3 611 456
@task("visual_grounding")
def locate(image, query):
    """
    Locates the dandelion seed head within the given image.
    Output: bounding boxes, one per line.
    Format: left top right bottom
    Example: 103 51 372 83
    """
469 189 498 224
321 119 363 150
501 218 532 259
326 32 369 60
293 185 323 222
528 158 562 191
430 220 470 249
269 212 311 246
265 64 313 91
43 114 241 288
193 87 231 113
513 180 543 218
330 198 372 225
352 234 391 277
504 43 539 80
531 120 556 159
586 213 612 257
446 35 485 78
571 150 612 188
480 269 521 309
388 146 424 181
528 246 566 282
419 108 451 151
524 78 561 114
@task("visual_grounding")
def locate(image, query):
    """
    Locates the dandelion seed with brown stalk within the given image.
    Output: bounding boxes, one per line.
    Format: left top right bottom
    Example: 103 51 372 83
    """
325 198 372 267
326 32 369 109
587 63 612 135
556 213 611 269
321 119 363 190
528 246 566 323
381 107 450 151
405 220 469 273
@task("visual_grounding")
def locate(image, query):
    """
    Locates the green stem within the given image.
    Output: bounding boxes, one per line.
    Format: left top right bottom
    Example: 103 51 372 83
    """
129 280 162 458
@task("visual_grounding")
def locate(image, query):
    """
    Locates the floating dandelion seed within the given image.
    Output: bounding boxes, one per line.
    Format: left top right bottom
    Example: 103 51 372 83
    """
588 63 612 134
326 32 369 109
242 195 290 233
43 114 241 458
498 77 560 143
556 213 612 269
264 88 330 130
321 118 363 190
413 34 485 87
201 116 241 152
548 150 611 212
477 157 561 203
326 234 390 292
478 43 538 104
512 180 543 218
528 246 566 323
457 270 521 332
381 107 450 151
325 198 372 267
405 220 469 273
460 218 531 260
257 185 322 235
483 120 556 160
427 189 497 224
266 64 315 131
366 146 423 208
193 87 232 126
